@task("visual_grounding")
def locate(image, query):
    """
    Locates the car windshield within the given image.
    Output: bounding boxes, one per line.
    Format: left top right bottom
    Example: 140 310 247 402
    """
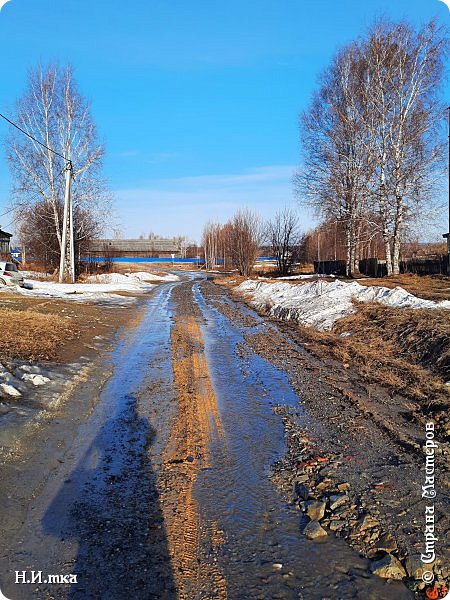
5 263 17 272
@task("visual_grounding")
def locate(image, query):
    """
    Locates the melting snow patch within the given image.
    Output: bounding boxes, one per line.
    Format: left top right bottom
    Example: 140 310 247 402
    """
21 373 50 386
129 272 180 282
0 383 22 397
17 364 42 375
87 273 134 284
237 279 450 331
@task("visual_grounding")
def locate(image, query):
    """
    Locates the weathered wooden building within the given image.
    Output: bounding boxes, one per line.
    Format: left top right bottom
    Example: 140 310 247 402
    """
0 228 12 255
89 238 181 258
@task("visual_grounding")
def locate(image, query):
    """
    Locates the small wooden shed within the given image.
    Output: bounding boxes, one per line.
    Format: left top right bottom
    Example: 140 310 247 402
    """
0 228 12 255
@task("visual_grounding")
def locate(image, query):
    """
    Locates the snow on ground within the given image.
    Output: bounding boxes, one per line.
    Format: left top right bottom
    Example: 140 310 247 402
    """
14 278 154 305
237 279 450 330
9 271 180 305
19 270 53 279
87 271 178 284
86 273 137 284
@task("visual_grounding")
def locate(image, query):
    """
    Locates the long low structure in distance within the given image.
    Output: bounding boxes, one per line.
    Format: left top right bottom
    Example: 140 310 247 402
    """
89 238 181 258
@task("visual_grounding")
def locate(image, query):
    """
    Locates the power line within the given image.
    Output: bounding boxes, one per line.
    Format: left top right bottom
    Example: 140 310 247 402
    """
0 205 16 218
0 111 68 162
0 163 68 219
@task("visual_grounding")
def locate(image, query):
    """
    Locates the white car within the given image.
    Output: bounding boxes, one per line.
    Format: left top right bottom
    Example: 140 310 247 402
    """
0 261 24 287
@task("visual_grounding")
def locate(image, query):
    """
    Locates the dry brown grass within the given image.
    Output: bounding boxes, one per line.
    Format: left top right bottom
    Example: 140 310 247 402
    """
0 292 139 364
291 303 449 405
0 308 80 361
356 273 450 302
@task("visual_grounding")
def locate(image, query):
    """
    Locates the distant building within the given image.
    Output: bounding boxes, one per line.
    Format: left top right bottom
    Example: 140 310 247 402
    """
0 228 12 255
89 238 181 258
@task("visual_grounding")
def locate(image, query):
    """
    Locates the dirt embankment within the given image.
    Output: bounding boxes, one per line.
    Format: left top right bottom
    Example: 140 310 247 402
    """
285 303 450 438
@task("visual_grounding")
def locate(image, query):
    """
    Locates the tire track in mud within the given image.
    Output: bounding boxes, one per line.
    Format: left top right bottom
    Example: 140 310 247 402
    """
157 282 227 599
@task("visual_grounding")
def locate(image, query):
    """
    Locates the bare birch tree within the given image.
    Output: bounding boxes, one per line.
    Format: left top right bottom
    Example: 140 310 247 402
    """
297 19 447 277
202 221 221 270
296 42 375 276
6 63 110 269
364 19 447 274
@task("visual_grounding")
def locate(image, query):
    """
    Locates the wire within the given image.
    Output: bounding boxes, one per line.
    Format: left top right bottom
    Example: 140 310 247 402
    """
0 163 68 219
0 205 17 218
0 111 68 163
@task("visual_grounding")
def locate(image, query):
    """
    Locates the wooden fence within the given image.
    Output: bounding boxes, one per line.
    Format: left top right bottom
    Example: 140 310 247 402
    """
315 255 449 277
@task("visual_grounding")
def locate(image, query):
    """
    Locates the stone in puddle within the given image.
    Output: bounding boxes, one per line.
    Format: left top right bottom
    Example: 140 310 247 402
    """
316 480 332 492
294 482 310 500
305 500 327 521
296 474 309 483
367 533 397 557
329 494 348 511
304 521 328 540
405 555 434 580
370 554 407 580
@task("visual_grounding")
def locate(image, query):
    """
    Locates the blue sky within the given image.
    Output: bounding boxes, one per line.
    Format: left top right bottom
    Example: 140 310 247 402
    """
0 0 449 242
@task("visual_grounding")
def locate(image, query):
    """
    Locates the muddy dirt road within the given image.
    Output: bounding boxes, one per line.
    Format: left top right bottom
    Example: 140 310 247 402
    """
0 276 423 599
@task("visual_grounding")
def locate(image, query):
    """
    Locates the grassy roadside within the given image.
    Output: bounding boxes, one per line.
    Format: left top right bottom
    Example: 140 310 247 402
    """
0 307 79 362
0 293 139 364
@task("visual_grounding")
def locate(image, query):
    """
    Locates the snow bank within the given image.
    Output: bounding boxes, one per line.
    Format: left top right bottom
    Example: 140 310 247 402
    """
87 271 180 284
237 279 450 330
19 270 53 279
14 273 161 304
124 272 180 282
87 273 135 284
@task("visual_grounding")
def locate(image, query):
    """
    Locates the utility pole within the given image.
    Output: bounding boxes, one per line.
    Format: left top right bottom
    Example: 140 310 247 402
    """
447 107 450 276
445 107 450 277
59 160 75 283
